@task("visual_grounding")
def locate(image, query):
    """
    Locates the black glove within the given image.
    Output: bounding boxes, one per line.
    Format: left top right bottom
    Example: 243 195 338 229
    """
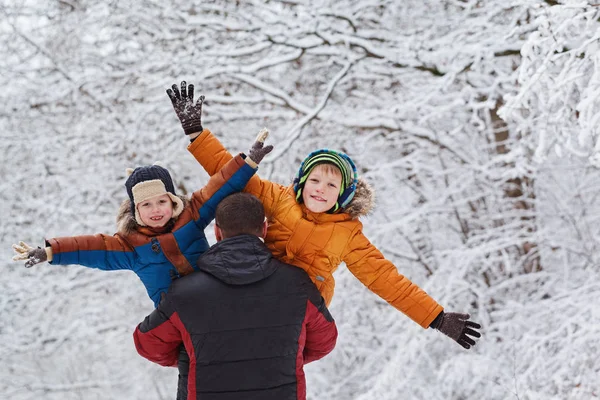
248 128 273 165
166 81 205 135
431 312 481 349
12 241 48 268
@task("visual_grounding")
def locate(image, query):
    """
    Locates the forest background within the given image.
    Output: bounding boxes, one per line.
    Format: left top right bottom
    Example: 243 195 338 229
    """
1 1 599 399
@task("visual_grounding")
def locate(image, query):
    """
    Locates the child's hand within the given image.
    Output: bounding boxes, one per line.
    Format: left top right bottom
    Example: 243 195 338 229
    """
166 81 205 136
12 241 48 268
248 128 274 165
433 312 481 349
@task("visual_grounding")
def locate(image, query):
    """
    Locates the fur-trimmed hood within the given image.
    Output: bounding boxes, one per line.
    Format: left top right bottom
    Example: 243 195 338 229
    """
342 178 375 219
117 195 190 235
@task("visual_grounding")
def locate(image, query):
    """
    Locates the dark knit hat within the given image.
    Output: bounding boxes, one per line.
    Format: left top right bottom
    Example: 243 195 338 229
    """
293 149 358 213
124 164 184 226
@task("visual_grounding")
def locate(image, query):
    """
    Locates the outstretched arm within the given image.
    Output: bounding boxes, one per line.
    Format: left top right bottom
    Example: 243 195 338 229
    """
12 234 136 271
344 229 482 348
344 227 444 328
12 241 51 268
167 81 272 175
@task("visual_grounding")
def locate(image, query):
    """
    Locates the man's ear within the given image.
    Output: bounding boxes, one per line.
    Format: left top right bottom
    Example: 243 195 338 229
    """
214 224 223 242
261 218 268 239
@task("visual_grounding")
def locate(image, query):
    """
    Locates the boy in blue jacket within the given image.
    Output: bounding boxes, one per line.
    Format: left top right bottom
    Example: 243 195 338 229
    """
12 149 270 306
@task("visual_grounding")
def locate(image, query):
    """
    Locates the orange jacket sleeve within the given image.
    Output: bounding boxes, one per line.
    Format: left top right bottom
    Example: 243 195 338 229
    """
187 129 234 176
186 153 256 225
343 225 443 328
187 128 286 218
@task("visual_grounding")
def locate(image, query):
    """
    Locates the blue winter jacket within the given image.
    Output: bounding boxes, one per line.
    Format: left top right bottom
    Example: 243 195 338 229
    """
47 154 255 306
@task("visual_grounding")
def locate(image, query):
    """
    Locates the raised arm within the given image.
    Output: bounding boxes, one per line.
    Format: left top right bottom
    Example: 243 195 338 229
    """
167 81 289 216
189 153 259 229
167 81 271 175
167 80 231 175
191 129 292 217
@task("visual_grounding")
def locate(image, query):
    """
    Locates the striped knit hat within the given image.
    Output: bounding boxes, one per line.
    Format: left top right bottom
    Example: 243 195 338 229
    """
293 149 358 213
125 164 184 226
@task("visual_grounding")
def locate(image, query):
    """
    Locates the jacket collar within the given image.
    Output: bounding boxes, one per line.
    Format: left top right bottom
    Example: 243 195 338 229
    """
197 235 277 285
302 204 352 223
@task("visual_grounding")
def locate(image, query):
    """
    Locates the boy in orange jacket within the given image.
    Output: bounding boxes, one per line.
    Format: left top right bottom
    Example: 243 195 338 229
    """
167 81 481 349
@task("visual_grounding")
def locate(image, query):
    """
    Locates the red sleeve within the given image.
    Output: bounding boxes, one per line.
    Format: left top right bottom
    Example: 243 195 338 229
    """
133 297 183 367
303 299 338 364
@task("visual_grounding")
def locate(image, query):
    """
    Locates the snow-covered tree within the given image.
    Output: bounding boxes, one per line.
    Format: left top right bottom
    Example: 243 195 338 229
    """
1 1 599 399
500 3 600 165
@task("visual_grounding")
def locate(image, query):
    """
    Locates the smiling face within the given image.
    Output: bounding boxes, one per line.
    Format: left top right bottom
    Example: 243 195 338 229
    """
136 194 174 228
301 164 343 213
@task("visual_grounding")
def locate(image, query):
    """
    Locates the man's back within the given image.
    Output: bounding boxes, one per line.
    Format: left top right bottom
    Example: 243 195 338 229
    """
134 234 337 400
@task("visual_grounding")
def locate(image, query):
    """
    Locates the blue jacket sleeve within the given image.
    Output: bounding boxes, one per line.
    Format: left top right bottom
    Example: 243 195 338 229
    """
46 234 136 271
190 153 256 229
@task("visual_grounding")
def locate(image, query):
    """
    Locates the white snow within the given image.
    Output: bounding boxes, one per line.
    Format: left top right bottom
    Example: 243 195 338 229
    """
1 1 599 399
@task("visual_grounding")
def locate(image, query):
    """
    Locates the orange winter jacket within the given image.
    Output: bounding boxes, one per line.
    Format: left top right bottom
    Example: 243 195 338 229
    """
188 129 443 328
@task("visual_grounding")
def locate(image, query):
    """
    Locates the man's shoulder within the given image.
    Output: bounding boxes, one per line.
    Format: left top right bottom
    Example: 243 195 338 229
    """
270 259 316 288
169 269 215 292
271 260 324 307
272 258 306 274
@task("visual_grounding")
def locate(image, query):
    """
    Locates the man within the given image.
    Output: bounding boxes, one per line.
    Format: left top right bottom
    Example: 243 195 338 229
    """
134 192 338 400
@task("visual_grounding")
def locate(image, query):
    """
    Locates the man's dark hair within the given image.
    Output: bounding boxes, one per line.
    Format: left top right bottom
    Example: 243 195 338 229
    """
215 192 265 238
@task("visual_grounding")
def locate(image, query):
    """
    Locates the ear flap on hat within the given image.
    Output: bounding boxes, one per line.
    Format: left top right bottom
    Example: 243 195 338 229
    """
167 193 184 219
338 182 357 209
337 152 358 210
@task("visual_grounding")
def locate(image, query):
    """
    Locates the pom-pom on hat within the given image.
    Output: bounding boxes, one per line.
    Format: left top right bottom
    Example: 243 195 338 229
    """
125 164 184 226
293 149 358 213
